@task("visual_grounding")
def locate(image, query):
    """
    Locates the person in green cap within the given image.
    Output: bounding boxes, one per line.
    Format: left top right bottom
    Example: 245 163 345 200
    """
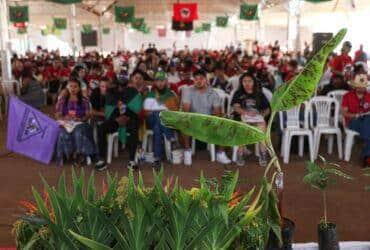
144 71 179 170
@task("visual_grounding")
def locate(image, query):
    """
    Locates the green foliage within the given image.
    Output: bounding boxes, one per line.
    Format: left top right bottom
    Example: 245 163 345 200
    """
159 111 266 146
15 169 265 249
270 29 347 112
303 157 352 191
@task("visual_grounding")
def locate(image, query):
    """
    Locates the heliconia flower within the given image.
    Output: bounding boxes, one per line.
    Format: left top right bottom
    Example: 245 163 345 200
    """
19 200 38 214
228 190 242 208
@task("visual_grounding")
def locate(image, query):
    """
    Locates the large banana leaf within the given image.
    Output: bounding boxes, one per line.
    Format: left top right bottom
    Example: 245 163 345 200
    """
159 111 266 146
270 28 347 112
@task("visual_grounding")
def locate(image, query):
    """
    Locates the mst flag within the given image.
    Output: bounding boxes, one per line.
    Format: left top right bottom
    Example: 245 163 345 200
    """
216 16 228 27
82 24 93 33
173 3 198 22
47 0 82 4
9 6 29 23
132 18 145 30
54 18 67 30
7 97 60 164
202 23 211 32
172 19 193 31
240 4 258 20
115 6 134 23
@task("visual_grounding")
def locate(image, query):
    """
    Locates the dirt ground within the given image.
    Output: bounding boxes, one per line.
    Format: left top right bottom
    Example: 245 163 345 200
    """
0 118 369 246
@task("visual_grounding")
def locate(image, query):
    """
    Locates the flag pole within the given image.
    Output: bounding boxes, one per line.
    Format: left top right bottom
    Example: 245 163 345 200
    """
98 15 103 53
70 3 77 57
0 0 12 82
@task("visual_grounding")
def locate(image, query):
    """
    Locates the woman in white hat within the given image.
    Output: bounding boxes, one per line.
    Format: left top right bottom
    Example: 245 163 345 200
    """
342 74 370 167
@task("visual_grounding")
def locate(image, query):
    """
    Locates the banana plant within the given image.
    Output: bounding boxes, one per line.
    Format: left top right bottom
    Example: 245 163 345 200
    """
159 28 347 245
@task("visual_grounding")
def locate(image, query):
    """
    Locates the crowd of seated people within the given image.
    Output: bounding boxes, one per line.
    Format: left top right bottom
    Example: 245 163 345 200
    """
2 40 370 170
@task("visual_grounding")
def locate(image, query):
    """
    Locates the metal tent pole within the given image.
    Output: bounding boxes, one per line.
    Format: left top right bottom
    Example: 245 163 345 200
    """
0 0 12 82
70 4 77 57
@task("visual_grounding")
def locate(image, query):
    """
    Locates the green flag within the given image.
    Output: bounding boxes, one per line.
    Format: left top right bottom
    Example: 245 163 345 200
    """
194 26 203 33
41 28 48 36
102 27 110 34
132 18 145 30
115 6 135 23
54 18 67 30
202 23 211 32
47 0 81 4
216 16 228 27
82 24 93 34
240 4 258 20
17 27 27 35
127 94 143 114
141 25 151 34
9 6 29 23
304 0 332 2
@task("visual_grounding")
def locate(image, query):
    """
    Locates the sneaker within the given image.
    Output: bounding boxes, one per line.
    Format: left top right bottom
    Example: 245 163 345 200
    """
259 152 268 167
184 149 192 166
236 153 245 167
127 161 138 170
95 160 107 171
152 160 162 172
216 151 231 165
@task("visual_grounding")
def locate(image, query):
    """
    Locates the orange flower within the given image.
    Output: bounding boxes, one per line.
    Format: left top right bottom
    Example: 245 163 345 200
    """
102 179 108 195
19 200 38 214
228 190 242 208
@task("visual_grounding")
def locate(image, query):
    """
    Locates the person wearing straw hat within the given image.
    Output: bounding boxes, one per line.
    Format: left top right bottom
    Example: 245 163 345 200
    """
342 74 370 167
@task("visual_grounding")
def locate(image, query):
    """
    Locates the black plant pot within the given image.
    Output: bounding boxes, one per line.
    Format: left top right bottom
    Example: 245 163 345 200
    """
318 223 339 250
266 218 295 250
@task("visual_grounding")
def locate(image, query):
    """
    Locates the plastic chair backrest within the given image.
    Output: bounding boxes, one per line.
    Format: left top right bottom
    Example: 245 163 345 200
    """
279 102 309 130
327 90 348 107
309 96 339 128
213 88 230 114
262 87 273 102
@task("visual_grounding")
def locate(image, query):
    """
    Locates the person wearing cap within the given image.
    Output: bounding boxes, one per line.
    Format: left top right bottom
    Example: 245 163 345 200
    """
181 69 232 166
342 74 370 167
144 71 179 170
331 41 353 76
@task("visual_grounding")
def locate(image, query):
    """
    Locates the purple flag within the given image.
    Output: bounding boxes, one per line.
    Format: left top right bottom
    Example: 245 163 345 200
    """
6 96 60 164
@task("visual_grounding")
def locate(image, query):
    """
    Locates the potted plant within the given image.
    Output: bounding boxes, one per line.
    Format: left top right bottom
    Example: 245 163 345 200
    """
303 157 352 250
159 28 347 249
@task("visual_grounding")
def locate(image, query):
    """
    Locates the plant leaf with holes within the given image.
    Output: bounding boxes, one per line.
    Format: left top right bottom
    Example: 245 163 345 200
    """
270 28 347 112
159 111 266 146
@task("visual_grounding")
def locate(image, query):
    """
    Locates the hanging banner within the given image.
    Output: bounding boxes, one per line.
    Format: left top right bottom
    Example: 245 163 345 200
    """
173 3 198 22
172 19 193 31
158 28 166 37
115 6 135 23
131 18 145 30
216 16 228 27
240 4 258 21
202 23 211 32
53 18 67 30
47 0 82 4
9 6 29 23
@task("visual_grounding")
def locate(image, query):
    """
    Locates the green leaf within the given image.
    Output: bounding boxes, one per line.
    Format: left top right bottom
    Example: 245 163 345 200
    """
270 28 347 112
159 111 266 146
325 168 353 180
69 230 112 250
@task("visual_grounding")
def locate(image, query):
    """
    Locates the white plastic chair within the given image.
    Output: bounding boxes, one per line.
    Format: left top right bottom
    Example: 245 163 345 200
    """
213 88 230 115
231 144 260 163
142 130 154 154
309 96 343 160
278 102 314 163
107 132 119 164
191 138 216 162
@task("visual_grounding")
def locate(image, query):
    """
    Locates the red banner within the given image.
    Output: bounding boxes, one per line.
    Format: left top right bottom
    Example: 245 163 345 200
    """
173 3 198 22
157 28 166 37
13 22 26 28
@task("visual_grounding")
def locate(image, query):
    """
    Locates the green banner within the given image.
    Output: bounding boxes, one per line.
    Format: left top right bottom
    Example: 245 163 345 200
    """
53 18 67 30
194 26 203 33
47 0 82 4
9 6 29 23
132 18 145 30
17 27 27 35
216 16 228 27
82 24 93 34
240 4 258 20
202 23 211 32
102 27 110 34
115 6 135 23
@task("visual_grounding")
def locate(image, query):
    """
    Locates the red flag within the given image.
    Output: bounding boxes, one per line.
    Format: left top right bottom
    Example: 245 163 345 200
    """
173 3 198 22
14 22 26 28
158 28 166 37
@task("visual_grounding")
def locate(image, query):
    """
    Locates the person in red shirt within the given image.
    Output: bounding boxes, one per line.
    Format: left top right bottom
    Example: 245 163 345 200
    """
171 68 194 95
342 74 370 167
354 44 367 63
331 41 353 76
